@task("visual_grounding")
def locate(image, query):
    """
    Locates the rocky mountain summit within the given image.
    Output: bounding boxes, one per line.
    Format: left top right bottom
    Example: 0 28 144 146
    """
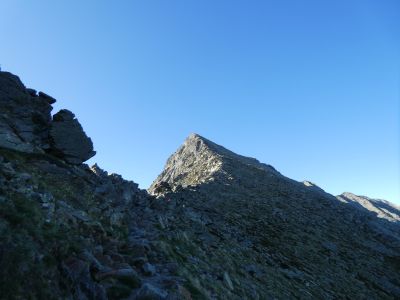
149 134 400 299
1 71 399 299
149 133 281 193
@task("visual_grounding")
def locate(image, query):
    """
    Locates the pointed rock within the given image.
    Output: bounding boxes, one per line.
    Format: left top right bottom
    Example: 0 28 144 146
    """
149 133 280 194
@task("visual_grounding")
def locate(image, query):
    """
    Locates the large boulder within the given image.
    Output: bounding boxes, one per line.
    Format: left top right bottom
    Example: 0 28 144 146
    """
49 109 95 164
0 71 96 165
0 71 53 152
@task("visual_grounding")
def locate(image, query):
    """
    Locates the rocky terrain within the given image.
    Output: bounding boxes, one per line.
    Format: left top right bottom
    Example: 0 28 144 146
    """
0 71 399 299
0 71 189 299
149 133 400 299
337 192 400 223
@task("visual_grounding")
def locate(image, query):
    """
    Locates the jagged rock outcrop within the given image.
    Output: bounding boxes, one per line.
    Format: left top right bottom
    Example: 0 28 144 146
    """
49 109 95 164
149 134 400 299
0 72 53 152
0 71 94 165
0 72 186 299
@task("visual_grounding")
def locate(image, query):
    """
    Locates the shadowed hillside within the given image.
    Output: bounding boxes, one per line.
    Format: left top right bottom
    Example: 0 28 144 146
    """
1 71 399 299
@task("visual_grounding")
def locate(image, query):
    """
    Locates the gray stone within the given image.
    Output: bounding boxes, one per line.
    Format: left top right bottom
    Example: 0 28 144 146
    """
38 91 56 104
96 268 142 288
244 264 263 279
49 109 95 164
26 88 37 97
142 262 156 276
91 163 108 178
223 272 234 290
132 283 168 299
322 241 338 253
282 268 304 280
0 71 53 153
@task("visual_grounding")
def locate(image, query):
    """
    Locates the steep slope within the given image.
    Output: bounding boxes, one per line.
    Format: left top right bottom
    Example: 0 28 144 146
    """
337 192 400 222
0 71 190 300
149 134 400 299
2 70 400 299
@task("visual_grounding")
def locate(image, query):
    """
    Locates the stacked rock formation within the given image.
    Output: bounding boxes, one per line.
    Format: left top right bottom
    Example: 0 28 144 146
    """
0 71 188 299
0 71 94 164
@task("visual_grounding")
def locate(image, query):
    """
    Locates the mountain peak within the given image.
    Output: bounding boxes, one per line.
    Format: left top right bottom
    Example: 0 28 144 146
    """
186 132 203 140
148 134 224 193
183 133 229 155
149 134 281 194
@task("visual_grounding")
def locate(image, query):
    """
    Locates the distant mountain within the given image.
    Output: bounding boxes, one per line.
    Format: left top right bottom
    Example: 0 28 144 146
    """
150 133 400 299
337 192 400 222
1 71 399 299
149 133 282 192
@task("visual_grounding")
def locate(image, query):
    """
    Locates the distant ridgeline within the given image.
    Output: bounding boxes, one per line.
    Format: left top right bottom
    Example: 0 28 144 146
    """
0 71 399 299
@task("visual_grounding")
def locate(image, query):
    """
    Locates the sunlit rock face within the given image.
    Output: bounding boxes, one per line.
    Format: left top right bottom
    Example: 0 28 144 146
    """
150 134 400 299
149 133 280 193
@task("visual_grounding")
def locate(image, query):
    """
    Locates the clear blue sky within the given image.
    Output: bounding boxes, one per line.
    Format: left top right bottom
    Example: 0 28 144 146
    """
1 1 399 203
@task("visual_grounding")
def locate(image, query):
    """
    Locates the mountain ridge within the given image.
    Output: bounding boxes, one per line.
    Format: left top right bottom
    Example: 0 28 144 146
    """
149 132 400 298
337 192 400 223
151 133 398 212
1 70 399 299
